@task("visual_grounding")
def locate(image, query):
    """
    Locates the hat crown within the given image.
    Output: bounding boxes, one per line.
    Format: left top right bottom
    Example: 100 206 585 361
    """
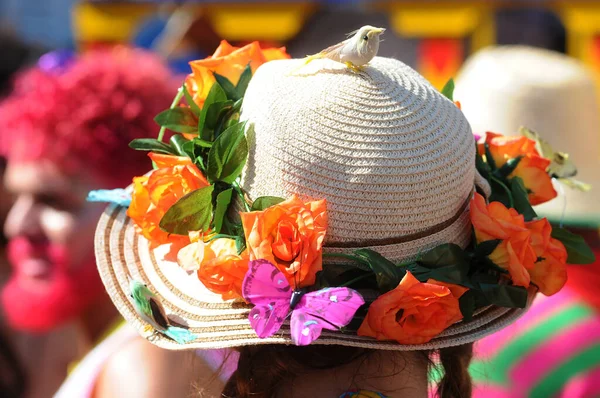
240 57 475 251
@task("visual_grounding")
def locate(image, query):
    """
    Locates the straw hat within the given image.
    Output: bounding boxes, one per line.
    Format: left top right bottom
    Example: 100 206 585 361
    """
455 45 600 227
243 57 477 261
95 56 534 351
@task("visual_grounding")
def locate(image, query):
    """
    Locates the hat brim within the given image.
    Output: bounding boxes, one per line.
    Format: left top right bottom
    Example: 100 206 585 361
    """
95 204 536 351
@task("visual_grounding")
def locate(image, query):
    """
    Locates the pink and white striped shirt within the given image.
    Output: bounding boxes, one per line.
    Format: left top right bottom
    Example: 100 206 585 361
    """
471 287 600 398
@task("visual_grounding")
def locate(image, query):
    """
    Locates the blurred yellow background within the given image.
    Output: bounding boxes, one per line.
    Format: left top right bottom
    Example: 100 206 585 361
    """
46 0 600 94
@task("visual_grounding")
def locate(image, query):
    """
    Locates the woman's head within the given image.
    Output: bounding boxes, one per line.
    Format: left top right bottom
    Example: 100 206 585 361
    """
91 35 584 398
221 344 473 398
0 48 176 332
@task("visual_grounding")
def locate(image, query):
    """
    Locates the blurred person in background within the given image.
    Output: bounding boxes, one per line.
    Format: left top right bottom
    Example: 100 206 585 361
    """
0 47 214 398
0 29 45 398
0 28 45 292
455 45 600 398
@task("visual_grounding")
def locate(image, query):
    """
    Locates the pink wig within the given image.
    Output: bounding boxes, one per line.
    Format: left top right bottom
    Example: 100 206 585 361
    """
0 47 177 187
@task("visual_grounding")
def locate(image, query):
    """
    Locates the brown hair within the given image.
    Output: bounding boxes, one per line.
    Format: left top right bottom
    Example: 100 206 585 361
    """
435 344 473 398
221 343 473 398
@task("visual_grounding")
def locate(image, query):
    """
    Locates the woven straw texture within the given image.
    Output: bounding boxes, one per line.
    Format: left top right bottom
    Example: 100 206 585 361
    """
95 56 530 351
241 57 476 263
456 45 600 227
95 204 534 350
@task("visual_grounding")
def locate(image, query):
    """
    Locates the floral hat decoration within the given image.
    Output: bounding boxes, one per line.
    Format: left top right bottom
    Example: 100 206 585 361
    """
92 36 594 351
455 45 600 228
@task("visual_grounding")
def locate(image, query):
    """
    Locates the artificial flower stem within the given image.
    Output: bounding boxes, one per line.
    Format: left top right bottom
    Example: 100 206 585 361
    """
157 87 185 143
152 87 185 169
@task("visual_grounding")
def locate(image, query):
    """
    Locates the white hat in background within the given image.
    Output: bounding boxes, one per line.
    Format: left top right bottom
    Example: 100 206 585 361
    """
455 45 600 227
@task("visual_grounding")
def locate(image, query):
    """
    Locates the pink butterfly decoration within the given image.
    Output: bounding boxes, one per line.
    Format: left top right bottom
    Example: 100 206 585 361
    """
242 259 365 346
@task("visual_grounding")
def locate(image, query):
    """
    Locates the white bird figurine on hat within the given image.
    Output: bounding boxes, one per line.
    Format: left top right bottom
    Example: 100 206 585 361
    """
304 25 386 72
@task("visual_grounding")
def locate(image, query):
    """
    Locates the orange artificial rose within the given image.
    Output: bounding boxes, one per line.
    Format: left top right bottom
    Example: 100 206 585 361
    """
470 192 537 287
185 40 290 107
240 195 327 288
525 218 568 296
357 272 466 344
479 132 557 205
512 155 556 206
127 153 210 249
478 132 539 165
178 234 249 300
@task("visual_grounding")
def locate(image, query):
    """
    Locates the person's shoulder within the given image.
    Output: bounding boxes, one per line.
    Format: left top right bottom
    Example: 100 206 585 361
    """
94 337 197 398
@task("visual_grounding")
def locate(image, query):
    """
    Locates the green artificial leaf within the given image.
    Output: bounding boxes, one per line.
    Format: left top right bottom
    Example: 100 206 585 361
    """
213 188 233 233
551 227 596 264
489 177 513 209
475 153 491 180
418 243 468 269
484 143 497 171
251 196 286 211
441 78 455 101
181 137 212 170
321 265 375 290
495 156 522 179
458 290 477 321
182 140 197 160
418 244 470 283
478 256 509 274
478 283 528 308
189 138 213 149
199 100 234 141
235 64 252 97
204 80 228 106
353 249 402 292
435 266 471 285
216 100 243 134
198 82 228 140
474 239 501 259
510 177 537 221
182 84 201 116
322 253 373 272
470 271 500 285
403 263 432 282
169 135 190 157
413 244 472 285
207 122 248 184
235 234 246 255
213 73 240 101
181 140 201 163
225 114 240 130
459 287 505 320
407 262 468 285
154 107 198 134
159 185 214 235
321 264 363 280
233 98 243 112
313 271 331 290
129 138 178 155
328 260 373 273
214 105 238 141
